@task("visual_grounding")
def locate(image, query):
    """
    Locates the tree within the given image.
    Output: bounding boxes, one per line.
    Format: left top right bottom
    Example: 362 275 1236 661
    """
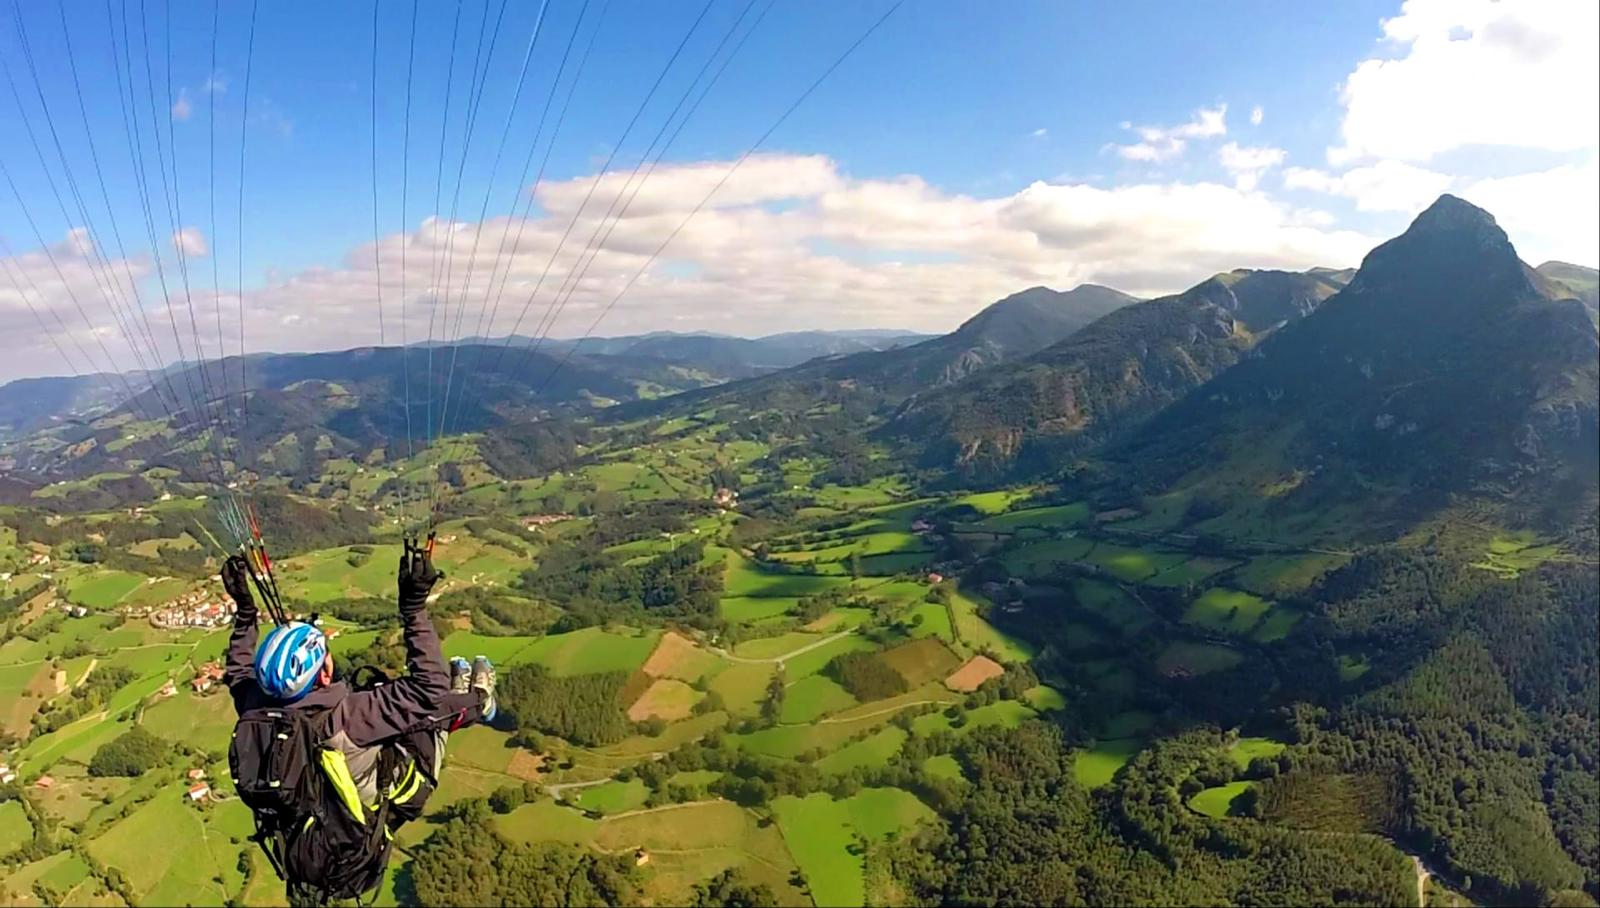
89 727 169 777
761 668 787 725
488 785 528 814
689 869 778 907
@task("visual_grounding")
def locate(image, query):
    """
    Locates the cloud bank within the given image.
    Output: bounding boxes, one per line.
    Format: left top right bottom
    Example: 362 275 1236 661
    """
1 153 1375 382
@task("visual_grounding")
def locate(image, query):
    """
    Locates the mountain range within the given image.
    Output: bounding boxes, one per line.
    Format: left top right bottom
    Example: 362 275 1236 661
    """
0 328 929 444
1118 196 1599 537
4 195 1596 545
626 283 1142 420
890 267 1349 476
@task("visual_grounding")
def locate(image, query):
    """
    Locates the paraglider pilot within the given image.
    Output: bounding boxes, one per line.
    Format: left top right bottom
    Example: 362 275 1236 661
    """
220 537 497 900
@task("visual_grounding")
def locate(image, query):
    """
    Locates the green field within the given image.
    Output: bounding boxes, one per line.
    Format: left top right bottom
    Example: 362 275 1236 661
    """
0 799 32 856
1470 532 1563 578
732 691 936 759
735 632 826 661
783 634 876 680
815 727 907 774
1182 587 1272 635
590 799 808 906
140 687 236 753
953 488 1035 515
1338 654 1371 681
720 596 797 624
521 626 659 677
85 786 249 905
438 627 660 676
1189 780 1256 818
1084 543 1190 583
1145 556 1239 587
1025 685 1067 711
949 590 1034 662
571 778 649 814
280 544 403 602
923 753 965 783
1229 736 1286 769
63 570 149 607
493 799 599 847
781 674 859 723
722 553 852 599
1074 738 1141 788
708 662 776 717
913 699 1035 737
976 503 1090 531
1072 580 1153 632
1252 606 1304 642
1232 552 1350 596
1001 536 1096 576
773 789 933 907
879 637 962 687
906 602 954 641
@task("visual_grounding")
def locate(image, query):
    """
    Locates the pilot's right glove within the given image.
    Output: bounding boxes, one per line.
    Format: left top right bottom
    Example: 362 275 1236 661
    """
398 537 443 616
222 555 256 618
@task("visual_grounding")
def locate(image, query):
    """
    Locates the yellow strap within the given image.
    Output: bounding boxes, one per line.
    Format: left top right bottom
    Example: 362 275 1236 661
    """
317 749 367 826
391 760 423 804
395 771 423 804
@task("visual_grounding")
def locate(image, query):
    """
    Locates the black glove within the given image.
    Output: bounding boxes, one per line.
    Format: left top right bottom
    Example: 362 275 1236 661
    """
222 555 256 617
398 536 442 615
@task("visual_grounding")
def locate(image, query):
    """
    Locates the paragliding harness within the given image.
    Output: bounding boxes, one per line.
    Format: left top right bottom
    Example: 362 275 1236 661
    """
229 665 409 906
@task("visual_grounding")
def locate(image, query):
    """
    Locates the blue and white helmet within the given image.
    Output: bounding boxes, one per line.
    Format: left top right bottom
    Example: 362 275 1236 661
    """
255 621 329 702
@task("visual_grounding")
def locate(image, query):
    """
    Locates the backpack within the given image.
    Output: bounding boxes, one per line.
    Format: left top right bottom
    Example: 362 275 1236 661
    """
229 701 400 905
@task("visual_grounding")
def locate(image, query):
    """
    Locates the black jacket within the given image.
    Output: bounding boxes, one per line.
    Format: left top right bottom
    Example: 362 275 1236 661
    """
226 603 452 801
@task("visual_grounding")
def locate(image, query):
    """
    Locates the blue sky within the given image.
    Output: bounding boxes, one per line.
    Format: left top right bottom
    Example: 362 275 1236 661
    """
0 0 1595 380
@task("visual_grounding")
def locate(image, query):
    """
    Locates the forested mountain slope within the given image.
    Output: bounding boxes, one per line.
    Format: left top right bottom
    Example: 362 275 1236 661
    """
1114 195 1599 539
626 283 1140 421
891 268 1347 478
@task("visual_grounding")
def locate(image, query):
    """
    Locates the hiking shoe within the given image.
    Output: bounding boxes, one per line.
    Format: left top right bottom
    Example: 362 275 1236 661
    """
472 655 497 723
449 657 472 695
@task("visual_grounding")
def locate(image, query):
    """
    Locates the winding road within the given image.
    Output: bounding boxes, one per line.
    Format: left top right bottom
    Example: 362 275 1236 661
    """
709 629 857 665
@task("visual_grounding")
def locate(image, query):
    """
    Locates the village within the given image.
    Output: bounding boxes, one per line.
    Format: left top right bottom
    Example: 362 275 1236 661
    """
129 583 236 629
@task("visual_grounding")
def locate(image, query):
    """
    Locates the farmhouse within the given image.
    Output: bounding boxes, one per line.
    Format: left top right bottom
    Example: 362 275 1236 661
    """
0 764 14 785
186 783 211 802
192 662 225 693
187 768 207 781
35 775 53 790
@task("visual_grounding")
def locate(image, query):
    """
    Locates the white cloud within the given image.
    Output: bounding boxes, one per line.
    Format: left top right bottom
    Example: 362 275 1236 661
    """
0 229 154 378
0 153 1382 381
1217 143 1286 191
1111 104 1228 162
172 227 209 257
1282 160 1456 212
171 89 192 122
1459 155 1599 265
1030 127 1048 139
1331 0 1598 164
1249 105 1264 126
